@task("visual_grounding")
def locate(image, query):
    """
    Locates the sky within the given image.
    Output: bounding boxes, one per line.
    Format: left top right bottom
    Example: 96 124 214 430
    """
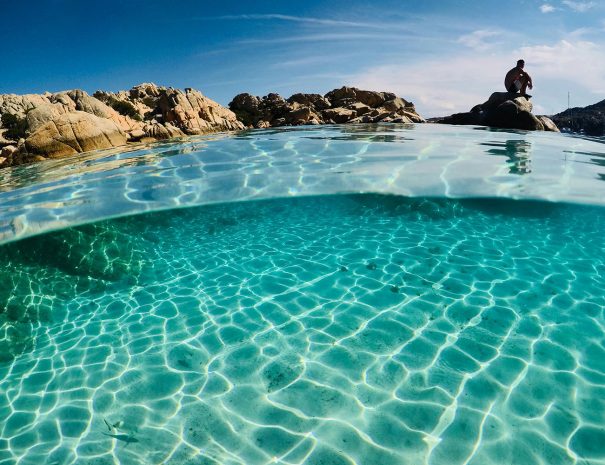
0 0 604 117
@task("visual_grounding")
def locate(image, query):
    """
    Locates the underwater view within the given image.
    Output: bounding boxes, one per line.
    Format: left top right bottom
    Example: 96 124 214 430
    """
1 124 605 465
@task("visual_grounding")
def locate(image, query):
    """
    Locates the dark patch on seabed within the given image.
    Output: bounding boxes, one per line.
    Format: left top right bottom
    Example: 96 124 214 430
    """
0 193 600 362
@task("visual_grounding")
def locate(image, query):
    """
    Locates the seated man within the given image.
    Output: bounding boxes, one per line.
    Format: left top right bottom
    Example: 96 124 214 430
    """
504 59 533 98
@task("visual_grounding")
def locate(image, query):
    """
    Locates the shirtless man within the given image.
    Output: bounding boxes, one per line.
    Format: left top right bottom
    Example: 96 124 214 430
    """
504 59 533 98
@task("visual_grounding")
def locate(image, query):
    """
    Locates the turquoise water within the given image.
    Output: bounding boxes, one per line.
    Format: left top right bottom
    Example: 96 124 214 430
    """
1 124 605 465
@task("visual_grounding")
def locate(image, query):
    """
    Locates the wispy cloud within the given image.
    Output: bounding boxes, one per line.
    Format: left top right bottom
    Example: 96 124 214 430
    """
562 1 595 12
237 32 419 45
457 29 501 51
215 14 385 29
540 4 556 13
566 27 599 38
271 54 358 69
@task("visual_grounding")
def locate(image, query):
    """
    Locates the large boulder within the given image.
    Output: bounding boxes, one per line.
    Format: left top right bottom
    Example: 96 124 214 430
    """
435 92 559 132
24 111 128 160
229 92 293 127
287 93 331 110
142 122 185 140
321 107 357 124
156 87 244 134
284 106 320 125
228 93 263 126
0 145 18 168
26 103 67 132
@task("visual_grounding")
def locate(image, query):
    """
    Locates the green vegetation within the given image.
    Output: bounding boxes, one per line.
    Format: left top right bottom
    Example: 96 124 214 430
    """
1 113 28 140
142 96 157 108
108 99 142 121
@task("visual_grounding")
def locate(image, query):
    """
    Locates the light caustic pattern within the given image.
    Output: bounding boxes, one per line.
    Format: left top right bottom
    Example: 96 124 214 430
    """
1 124 605 245
0 194 604 465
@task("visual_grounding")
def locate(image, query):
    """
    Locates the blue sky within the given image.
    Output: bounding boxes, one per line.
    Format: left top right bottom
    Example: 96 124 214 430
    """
1 0 604 117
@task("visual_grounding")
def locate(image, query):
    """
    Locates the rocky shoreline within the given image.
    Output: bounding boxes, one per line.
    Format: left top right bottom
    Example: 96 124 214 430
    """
0 83 244 168
228 86 425 128
0 83 571 169
550 99 605 136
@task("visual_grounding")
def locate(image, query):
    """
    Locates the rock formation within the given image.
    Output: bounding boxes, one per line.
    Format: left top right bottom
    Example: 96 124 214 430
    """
433 92 559 132
0 84 244 168
25 112 128 160
550 99 605 136
229 86 425 128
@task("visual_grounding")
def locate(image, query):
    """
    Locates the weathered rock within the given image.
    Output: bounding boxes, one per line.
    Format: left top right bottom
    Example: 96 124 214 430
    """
355 90 387 108
98 84 243 134
24 111 128 160
436 91 558 132
436 112 483 126
1 83 245 167
381 98 408 113
285 106 318 125
321 108 357 124
287 93 331 110
26 103 67 132
157 87 244 134
537 116 559 132
228 93 262 127
143 122 185 140
229 86 424 128
230 92 295 128
127 128 146 141
348 102 372 116
0 145 17 168
0 94 51 119
324 86 358 106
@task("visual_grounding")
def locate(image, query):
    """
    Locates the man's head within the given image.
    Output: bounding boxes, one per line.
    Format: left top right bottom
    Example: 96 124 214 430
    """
517 59 525 68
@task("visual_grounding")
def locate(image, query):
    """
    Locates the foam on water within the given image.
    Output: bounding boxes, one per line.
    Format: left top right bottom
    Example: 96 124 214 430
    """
1 194 604 465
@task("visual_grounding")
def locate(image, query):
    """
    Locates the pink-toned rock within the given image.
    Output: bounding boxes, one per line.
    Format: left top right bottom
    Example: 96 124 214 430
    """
0 145 17 167
142 122 185 140
24 111 128 160
158 88 244 133
127 128 147 141
1 83 246 167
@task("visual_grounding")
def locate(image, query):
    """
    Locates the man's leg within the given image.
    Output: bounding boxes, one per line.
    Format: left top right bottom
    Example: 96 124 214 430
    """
520 76 529 95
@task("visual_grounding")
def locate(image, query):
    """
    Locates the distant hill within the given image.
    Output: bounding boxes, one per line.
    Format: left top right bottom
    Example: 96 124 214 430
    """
551 99 605 136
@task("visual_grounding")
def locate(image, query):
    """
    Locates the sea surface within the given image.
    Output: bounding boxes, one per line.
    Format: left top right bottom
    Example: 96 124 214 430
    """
0 124 604 465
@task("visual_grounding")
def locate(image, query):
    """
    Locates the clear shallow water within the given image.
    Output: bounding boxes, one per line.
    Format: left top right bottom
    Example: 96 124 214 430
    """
0 124 605 465
0 124 604 245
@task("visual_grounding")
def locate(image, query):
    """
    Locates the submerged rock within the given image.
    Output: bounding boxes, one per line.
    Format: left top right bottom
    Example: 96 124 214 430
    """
434 91 559 132
229 86 425 128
